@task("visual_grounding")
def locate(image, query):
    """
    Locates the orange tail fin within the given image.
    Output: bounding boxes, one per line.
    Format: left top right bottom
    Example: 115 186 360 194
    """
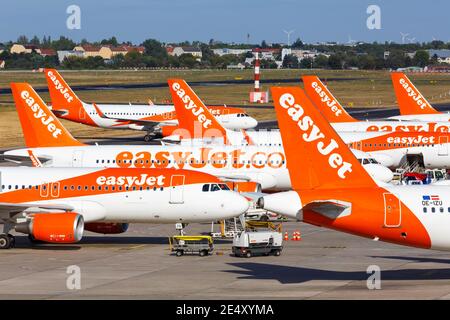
270 86 374 190
44 68 85 116
302 75 357 122
391 72 438 115
11 83 84 148
167 79 227 141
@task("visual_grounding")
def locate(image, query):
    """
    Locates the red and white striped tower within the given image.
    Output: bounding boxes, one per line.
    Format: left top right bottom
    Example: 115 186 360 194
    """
249 48 269 103
254 48 261 93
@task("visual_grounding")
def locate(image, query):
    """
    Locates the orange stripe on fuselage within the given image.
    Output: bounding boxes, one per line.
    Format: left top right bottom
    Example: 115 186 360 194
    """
349 132 449 152
0 168 219 204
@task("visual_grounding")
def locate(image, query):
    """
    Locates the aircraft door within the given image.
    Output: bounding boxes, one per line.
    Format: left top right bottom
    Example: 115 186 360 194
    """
72 150 84 167
169 175 185 204
383 193 401 227
438 136 448 156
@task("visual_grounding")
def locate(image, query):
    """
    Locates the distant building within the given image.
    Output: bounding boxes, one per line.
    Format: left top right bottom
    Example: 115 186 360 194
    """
73 45 103 58
227 63 245 70
0 60 5 69
281 48 328 62
10 44 41 54
252 48 280 60
57 50 84 63
39 48 56 57
73 45 144 60
170 46 203 59
396 66 423 72
425 65 450 73
427 49 450 64
213 48 251 56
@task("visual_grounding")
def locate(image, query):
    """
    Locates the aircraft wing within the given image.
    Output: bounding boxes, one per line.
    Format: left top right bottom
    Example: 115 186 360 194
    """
0 153 51 165
0 202 75 222
93 104 176 128
51 109 69 117
301 200 352 220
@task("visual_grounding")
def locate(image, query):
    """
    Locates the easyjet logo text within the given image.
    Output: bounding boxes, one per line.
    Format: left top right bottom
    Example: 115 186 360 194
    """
311 81 342 117
171 82 212 129
47 70 74 104
399 77 429 110
96 174 165 187
386 135 435 145
114 149 285 170
366 122 450 133
20 90 62 138
279 93 352 179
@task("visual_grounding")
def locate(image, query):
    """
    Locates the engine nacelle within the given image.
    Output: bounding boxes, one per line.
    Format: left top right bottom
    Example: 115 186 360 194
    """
84 222 129 234
257 191 302 219
226 181 262 193
15 212 84 243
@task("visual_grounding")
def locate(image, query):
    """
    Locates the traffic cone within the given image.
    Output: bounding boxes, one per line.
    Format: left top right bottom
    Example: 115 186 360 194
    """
284 231 289 241
297 230 302 241
291 231 297 241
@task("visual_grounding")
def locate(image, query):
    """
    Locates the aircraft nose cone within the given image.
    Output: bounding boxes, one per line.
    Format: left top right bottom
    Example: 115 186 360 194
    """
247 117 258 129
231 193 250 215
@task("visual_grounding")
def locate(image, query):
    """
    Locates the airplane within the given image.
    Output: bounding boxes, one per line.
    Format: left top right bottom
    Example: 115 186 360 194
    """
1 83 394 192
302 75 450 132
43 69 257 141
258 85 450 251
0 165 249 249
168 78 450 169
389 72 450 122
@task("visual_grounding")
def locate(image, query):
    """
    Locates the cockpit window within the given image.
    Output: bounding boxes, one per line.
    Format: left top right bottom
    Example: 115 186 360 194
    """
210 184 221 192
369 158 379 164
362 159 370 165
202 183 230 192
218 184 230 190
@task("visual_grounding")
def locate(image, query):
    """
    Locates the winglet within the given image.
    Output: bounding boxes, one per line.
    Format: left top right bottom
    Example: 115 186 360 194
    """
167 79 228 141
270 86 374 190
391 72 438 115
302 75 357 122
10 83 84 148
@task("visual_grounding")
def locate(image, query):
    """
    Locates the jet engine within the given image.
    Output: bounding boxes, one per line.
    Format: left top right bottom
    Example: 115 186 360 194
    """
15 212 84 243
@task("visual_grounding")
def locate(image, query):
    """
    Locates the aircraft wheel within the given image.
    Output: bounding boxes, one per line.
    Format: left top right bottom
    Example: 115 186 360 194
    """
0 234 12 249
144 134 152 142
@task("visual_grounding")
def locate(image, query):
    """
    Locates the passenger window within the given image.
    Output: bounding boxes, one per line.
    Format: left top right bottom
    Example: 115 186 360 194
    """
423 207 427 213
432 207 436 213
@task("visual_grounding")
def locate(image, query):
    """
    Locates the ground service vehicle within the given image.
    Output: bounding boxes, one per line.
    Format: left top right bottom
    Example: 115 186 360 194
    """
232 230 283 258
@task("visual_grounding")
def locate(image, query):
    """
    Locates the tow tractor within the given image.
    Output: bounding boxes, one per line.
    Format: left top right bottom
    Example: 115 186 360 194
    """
169 235 214 257
232 228 283 258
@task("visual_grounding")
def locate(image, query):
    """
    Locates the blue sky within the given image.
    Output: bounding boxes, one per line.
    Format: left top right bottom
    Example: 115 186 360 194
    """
1 0 448 44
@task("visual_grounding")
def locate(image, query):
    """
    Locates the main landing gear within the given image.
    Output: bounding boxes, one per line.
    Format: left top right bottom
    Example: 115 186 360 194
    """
144 132 157 142
0 234 15 249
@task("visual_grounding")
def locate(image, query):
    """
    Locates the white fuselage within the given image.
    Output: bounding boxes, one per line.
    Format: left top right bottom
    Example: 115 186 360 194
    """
80 102 257 130
5 144 395 190
0 167 248 224
388 114 450 122
331 120 450 133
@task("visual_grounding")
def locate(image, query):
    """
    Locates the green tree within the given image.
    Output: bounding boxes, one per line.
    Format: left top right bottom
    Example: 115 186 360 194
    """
17 35 28 44
291 38 304 48
51 36 76 50
413 50 430 67
328 54 343 69
282 54 298 68
142 39 168 66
